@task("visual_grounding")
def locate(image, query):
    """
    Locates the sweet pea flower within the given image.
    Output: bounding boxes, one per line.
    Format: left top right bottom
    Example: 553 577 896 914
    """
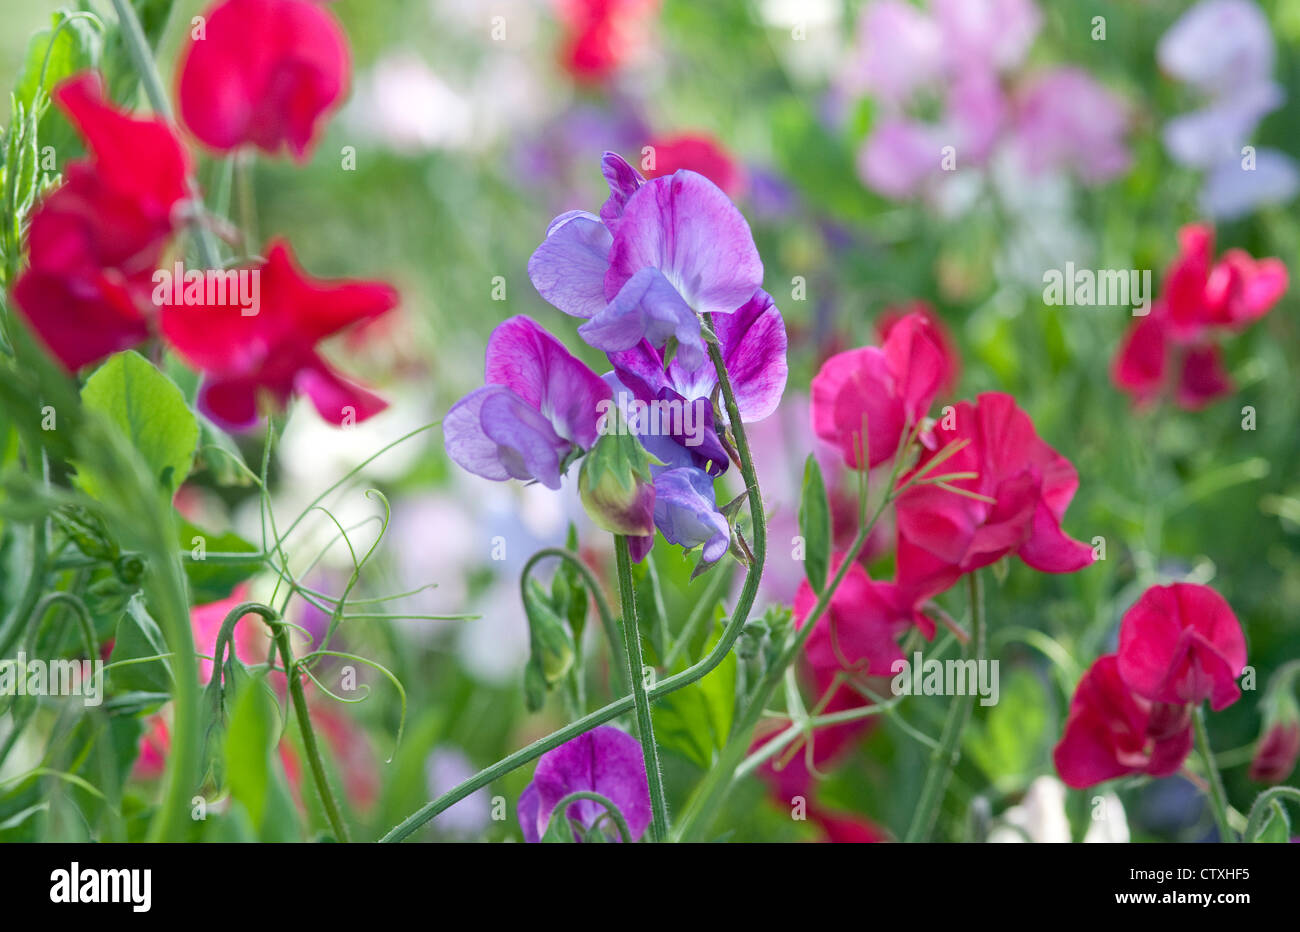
811 309 947 469
517 725 651 842
556 0 659 84
177 0 350 161
1117 583 1247 712
444 316 611 491
795 554 935 682
894 392 1094 600
874 302 960 397
1012 68 1131 184
1157 0 1299 219
159 239 398 430
1112 225 1287 409
14 72 191 370
528 152 765 370
1053 655 1195 789
1249 718 1300 784
643 132 746 197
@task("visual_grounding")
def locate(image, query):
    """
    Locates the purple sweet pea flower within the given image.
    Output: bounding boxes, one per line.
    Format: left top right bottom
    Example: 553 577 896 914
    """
528 153 765 369
444 315 611 490
518 725 651 843
609 288 788 475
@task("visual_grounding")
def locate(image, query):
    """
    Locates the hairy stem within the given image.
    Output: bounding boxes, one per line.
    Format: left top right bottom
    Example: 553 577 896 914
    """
1193 704 1236 843
521 547 626 694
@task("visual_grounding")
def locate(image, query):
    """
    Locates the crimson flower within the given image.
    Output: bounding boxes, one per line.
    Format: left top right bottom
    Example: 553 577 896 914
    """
811 309 947 469
874 301 960 397
178 0 350 160
894 392 1093 601
556 0 658 84
1249 720 1300 784
1053 654 1194 789
14 72 191 370
643 133 745 196
159 239 397 430
1113 224 1287 409
1116 583 1247 711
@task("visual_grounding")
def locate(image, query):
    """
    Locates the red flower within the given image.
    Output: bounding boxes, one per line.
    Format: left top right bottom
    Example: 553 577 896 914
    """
556 0 658 84
1113 224 1287 409
13 73 191 370
795 554 935 682
1053 655 1194 789
159 239 397 430
1117 583 1247 711
1249 720 1300 784
178 0 350 160
643 133 745 197
894 392 1093 601
875 301 960 397
811 309 946 469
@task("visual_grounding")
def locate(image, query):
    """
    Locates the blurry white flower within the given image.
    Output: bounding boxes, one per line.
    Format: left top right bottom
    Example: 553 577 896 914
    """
987 775 1129 843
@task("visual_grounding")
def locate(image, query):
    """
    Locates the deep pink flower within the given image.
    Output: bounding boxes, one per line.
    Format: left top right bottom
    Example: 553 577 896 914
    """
1054 654 1194 789
1117 583 1247 711
556 0 658 83
159 239 397 430
643 133 745 197
794 554 935 681
178 0 350 160
875 301 960 396
1249 721 1300 784
14 72 190 370
894 392 1093 600
811 309 946 469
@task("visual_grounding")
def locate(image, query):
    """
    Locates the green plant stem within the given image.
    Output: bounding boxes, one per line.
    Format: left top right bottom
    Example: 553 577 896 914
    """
521 547 626 694
380 337 767 843
614 534 668 842
903 570 985 842
108 0 220 271
1193 704 1236 843
1243 786 1300 842
261 605 351 842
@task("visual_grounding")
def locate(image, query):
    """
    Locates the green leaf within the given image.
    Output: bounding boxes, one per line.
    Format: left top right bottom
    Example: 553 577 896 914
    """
652 611 737 769
965 669 1049 788
798 454 831 594
179 520 261 603
1253 801 1291 843
523 577 575 686
78 351 199 501
15 13 103 116
108 595 173 694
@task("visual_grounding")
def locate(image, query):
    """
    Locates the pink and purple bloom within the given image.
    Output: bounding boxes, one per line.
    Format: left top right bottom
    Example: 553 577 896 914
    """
517 725 651 842
443 315 611 490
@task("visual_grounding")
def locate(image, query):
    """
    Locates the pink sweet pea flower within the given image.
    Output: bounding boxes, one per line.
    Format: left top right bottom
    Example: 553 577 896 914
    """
178 0 350 161
1053 655 1194 789
875 301 960 396
643 132 746 197
14 72 191 370
160 239 397 430
1116 583 1247 712
894 392 1093 600
1013 68 1131 184
811 310 946 469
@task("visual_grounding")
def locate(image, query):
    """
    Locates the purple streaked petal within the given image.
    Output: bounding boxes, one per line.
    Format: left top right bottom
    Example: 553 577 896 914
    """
527 210 613 319
599 151 646 230
579 266 705 369
606 171 763 316
483 315 612 448
705 288 787 423
653 466 731 563
443 384 569 488
517 782 542 843
530 726 651 842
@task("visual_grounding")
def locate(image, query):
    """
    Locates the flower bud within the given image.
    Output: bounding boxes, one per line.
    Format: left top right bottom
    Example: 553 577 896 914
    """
578 423 657 537
1249 693 1300 784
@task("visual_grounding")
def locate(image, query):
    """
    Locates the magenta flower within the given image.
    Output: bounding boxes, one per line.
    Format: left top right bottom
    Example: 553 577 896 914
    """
517 725 651 842
528 152 764 368
444 316 611 490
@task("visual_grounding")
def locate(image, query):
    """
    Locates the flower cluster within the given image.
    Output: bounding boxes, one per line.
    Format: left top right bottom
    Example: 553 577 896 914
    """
1112 224 1287 410
445 153 787 565
1054 582 1247 788
14 0 394 430
841 0 1130 199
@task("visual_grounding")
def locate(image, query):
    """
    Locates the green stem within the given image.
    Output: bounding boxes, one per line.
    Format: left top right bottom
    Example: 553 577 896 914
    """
903 570 985 842
108 0 221 271
1193 704 1236 843
545 790 632 843
261 604 351 842
380 337 767 843
1243 786 1300 842
521 547 626 694
614 535 668 842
